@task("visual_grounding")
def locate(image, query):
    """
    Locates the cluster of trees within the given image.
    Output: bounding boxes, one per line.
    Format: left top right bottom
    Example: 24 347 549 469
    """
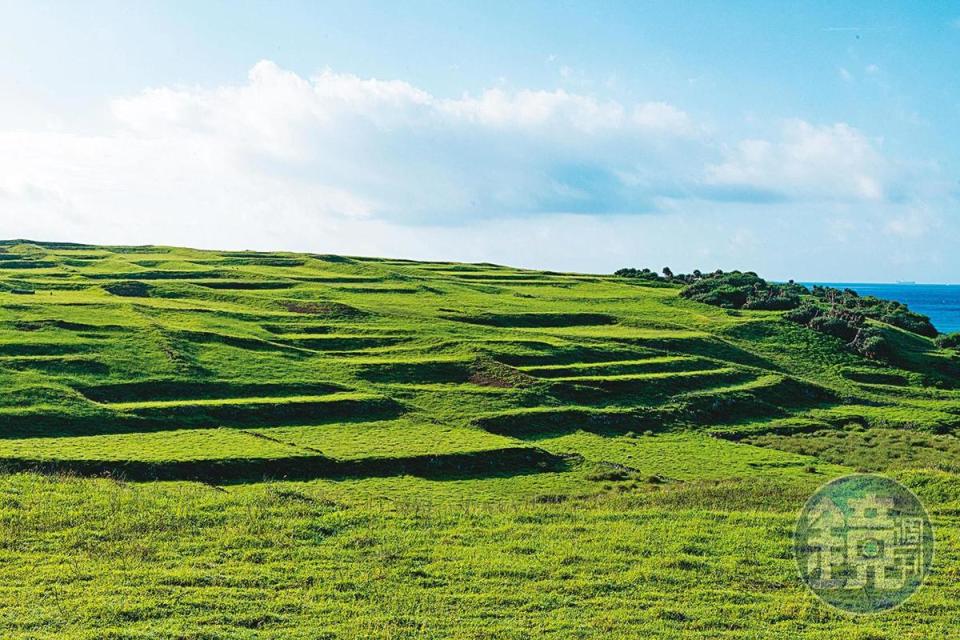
809 286 937 338
616 267 806 310
612 267 659 280
782 288 943 362
676 271 806 310
614 267 674 282
614 266 721 285
776 287 938 362
615 267 948 362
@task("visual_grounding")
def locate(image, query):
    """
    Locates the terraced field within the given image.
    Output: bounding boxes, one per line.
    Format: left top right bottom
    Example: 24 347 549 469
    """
1 240 960 638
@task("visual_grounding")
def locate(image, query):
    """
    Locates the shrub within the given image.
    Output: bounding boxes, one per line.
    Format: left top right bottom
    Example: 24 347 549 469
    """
857 334 891 360
850 327 892 361
686 284 748 309
935 333 960 350
742 291 801 311
808 314 860 342
783 304 820 325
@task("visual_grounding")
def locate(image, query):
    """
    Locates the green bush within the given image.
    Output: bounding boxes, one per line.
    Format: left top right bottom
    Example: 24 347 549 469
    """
741 291 801 311
935 333 960 350
856 332 891 361
686 283 749 308
783 304 820 325
808 314 860 342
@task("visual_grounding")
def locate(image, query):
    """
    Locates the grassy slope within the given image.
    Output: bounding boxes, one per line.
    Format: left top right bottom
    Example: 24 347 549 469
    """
0 240 959 638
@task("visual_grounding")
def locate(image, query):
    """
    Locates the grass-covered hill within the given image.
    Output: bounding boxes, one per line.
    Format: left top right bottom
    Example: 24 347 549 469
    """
1 240 959 638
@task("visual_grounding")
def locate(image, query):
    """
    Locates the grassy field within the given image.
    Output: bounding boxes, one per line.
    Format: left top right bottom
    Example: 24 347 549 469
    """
0 240 959 638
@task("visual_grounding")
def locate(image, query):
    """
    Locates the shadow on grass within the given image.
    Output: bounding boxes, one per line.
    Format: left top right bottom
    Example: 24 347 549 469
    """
641 336 779 372
473 407 678 440
77 380 349 403
0 446 571 484
0 398 405 439
442 312 618 328
476 376 838 440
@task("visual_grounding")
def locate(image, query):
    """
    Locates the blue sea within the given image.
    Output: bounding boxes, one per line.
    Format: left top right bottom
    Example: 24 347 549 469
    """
805 283 960 335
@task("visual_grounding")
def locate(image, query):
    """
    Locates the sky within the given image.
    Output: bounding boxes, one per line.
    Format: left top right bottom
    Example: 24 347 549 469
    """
1 1 959 281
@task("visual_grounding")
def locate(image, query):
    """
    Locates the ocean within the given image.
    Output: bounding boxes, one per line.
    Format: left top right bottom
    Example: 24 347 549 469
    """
804 283 960 335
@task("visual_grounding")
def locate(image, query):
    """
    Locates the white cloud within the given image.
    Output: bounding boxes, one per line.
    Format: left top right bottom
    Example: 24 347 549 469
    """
1 60 705 238
704 120 890 202
838 67 853 82
0 60 954 280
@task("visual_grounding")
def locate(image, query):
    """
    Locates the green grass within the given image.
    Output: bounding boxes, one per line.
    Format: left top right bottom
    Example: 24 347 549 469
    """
1 473 959 639
531 431 848 480
0 239 959 637
0 427 305 462
251 418 518 460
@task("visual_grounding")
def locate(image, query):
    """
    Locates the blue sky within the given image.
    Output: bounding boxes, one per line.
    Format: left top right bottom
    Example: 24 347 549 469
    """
1 1 958 281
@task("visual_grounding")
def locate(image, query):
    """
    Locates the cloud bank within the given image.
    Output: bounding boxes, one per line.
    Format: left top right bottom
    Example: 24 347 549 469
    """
0 60 953 279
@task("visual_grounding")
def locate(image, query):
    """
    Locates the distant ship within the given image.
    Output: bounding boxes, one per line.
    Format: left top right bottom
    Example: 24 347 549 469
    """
896 280 917 285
